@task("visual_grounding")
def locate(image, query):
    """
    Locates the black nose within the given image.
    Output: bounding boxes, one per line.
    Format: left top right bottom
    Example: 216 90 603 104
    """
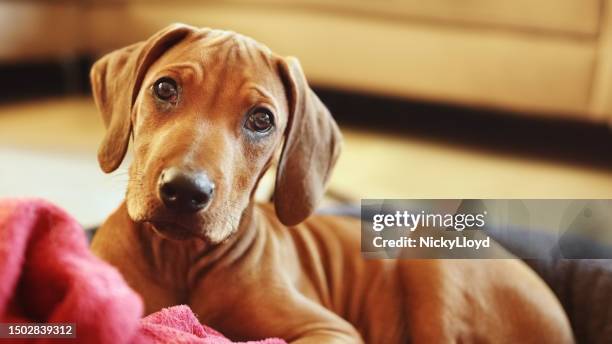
158 167 215 212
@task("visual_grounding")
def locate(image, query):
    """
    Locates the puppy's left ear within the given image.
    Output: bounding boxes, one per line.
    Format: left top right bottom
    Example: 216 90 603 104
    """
274 57 342 226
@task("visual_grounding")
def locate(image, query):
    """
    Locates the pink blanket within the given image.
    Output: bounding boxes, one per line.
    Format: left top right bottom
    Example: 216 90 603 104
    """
0 198 285 344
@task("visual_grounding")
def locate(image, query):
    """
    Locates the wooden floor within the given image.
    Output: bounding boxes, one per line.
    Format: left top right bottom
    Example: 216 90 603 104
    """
2 97 612 226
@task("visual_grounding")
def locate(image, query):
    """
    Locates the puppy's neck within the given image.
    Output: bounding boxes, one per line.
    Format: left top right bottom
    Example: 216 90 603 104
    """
130 202 261 289
188 203 260 265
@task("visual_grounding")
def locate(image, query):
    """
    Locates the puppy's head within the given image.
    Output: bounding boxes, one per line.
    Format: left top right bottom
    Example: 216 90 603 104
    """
91 24 341 243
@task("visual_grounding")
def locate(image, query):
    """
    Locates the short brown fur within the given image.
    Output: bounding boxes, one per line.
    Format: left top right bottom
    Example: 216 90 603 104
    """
91 24 574 343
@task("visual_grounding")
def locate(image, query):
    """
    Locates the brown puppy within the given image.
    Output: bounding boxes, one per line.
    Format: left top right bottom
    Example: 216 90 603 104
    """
91 24 574 343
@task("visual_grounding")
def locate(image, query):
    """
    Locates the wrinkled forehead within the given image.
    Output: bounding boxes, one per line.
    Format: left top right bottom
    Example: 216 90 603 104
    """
148 30 284 98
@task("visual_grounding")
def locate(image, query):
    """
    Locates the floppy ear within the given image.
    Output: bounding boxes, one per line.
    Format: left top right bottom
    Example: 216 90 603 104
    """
90 23 194 173
274 57 343 226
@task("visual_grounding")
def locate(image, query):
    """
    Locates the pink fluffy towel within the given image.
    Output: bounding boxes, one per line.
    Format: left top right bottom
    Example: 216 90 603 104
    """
0 198 285 344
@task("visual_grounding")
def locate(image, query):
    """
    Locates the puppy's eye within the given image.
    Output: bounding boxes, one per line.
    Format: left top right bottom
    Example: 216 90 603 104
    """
245 108 274 133
153 77 178 102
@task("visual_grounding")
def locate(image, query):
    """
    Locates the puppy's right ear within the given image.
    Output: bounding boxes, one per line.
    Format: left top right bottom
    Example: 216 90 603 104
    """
90 24 194 173
274 57 342 226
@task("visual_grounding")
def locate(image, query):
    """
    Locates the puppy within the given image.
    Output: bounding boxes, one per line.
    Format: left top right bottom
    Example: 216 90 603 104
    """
91 24 574 343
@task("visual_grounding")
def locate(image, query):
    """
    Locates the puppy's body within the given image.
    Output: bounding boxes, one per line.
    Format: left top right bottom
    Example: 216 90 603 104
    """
93 202 572 343
90 24 573 343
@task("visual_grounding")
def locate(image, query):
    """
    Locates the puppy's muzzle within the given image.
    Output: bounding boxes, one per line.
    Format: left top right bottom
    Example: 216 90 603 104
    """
158 167 215 213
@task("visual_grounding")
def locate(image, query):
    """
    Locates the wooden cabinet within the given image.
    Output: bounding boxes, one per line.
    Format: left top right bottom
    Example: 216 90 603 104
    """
2 0 611 123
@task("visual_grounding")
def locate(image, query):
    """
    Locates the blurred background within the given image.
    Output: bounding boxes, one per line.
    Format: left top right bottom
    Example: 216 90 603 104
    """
2 0 612 228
